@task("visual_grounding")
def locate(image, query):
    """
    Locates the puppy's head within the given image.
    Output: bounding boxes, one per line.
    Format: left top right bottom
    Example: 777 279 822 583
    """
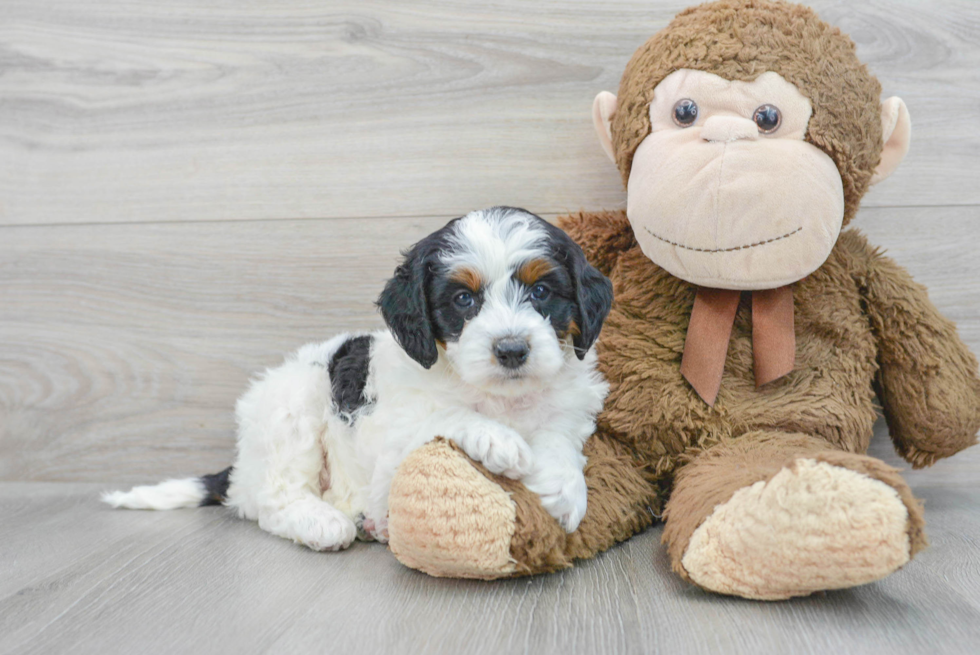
377 207 613 395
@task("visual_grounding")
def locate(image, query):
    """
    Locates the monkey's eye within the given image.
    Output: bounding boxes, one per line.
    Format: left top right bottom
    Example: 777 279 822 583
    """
453 291 475 309
753 104 781 134
672 99 699 127
530 283 551 302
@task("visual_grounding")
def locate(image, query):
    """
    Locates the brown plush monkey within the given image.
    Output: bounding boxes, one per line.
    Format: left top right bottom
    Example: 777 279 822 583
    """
382 0 980 599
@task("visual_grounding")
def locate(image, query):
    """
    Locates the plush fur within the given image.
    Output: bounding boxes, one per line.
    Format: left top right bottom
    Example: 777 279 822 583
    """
103 207 613 550
380 1 980 598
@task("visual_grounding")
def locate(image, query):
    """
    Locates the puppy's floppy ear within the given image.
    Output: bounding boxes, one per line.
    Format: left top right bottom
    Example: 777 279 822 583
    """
570 253 614 359
377 238 440 369
538 218 614 359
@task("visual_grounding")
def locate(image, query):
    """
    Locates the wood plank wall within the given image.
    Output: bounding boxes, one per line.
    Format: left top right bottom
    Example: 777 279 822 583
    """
1 0 979 482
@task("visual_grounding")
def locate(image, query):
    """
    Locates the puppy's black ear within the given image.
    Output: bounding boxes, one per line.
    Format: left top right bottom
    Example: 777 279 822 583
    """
570 254 614 359
377 239 440 369
531 215 614 360
540 220 613 360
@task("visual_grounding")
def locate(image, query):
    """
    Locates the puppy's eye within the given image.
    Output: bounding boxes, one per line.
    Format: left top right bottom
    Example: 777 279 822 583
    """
530 284 551 301
453 291 475 309
753 104 781 134
672 99 698 127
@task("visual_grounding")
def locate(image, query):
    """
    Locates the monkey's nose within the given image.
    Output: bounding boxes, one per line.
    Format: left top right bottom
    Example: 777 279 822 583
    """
494 338 530 369
700 116 759 143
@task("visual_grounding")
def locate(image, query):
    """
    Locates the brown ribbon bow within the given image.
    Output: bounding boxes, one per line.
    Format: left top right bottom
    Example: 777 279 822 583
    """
679 286 796 406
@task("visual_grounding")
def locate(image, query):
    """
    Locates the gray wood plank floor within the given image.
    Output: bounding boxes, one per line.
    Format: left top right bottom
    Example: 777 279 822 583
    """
2 0 980 653
3 429 980 655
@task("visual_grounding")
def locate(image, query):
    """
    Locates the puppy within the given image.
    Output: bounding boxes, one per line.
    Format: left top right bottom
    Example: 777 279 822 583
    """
103 207 613 552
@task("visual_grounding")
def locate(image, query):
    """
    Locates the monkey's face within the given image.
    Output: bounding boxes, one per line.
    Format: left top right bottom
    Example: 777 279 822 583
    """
592 2 912 290
623 70 845 290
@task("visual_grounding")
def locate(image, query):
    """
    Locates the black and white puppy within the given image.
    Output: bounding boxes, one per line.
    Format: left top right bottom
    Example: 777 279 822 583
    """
104 207 613 552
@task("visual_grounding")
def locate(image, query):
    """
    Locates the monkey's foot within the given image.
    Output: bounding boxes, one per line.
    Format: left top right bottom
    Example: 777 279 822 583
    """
386 437 657 579
387 439 521 578
679 457 919 600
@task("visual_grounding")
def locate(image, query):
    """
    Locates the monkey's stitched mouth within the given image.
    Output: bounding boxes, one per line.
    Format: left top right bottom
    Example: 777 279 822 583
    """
643 226 803 253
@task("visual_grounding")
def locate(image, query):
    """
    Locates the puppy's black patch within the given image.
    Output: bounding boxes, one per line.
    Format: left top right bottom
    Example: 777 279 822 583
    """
199 466 233 506
328 334 374 422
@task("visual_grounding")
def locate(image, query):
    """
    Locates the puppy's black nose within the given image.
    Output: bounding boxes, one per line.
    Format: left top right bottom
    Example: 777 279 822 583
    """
494 338 530 369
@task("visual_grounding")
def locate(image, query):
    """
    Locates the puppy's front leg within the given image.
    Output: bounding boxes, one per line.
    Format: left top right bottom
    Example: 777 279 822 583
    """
522 433 589 533
434 408 535 480
364 407 534 535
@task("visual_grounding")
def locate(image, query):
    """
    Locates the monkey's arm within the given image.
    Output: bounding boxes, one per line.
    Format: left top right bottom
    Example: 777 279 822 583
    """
845 231 980 467
557 210 636 276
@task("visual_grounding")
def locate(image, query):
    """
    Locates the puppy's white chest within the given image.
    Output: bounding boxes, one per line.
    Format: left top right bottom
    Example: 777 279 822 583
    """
473 392 549 433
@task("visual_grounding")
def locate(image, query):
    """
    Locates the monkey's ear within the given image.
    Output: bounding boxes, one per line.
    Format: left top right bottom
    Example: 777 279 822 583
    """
592 91 617 163
870 97 911 185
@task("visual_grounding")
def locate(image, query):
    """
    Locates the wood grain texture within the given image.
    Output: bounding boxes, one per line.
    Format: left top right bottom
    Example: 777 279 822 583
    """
2 206 978 482
1 0 979 226
1 471 980 655
1 1 979 650
0 215 437 482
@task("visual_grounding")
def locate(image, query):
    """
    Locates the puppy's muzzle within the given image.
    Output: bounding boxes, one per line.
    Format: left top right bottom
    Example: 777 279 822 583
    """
494 337 530 370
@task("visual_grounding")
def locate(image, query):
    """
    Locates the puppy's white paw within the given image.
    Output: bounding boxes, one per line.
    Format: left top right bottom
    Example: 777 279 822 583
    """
524 465 588 533
259 499 357 552
455 423 534 479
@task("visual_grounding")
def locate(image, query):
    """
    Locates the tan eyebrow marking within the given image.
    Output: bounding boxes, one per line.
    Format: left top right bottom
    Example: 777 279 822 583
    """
449 267 483 291
516 259 555 286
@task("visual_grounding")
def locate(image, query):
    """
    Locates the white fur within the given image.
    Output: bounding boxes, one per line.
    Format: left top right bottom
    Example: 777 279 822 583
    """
102 478 206 510
104 208 608 551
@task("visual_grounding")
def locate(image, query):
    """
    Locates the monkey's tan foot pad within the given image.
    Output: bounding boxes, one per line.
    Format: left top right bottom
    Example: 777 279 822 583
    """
681 459 914 600
387 439 520 579
387 439 571 579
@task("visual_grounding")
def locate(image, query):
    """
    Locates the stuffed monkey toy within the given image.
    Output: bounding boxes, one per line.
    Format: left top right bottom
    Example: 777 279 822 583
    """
382 0 980 599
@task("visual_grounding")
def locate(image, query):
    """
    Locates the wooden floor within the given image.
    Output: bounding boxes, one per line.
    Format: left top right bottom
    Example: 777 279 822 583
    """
2 1 980 653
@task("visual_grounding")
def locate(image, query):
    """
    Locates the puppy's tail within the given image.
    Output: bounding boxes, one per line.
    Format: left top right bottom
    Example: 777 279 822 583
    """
101 466 233 510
